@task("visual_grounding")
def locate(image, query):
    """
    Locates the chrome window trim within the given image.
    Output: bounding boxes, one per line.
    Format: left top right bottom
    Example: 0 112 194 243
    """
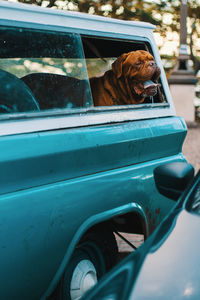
0 104 174 137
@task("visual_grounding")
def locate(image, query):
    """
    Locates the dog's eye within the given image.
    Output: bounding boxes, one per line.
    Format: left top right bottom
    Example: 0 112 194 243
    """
135 62 142 66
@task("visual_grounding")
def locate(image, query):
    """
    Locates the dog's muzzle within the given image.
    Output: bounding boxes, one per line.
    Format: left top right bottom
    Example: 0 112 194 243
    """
142 80 159 97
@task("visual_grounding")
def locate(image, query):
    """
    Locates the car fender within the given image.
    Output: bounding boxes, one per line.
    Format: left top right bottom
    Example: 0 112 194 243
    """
42 202 147 299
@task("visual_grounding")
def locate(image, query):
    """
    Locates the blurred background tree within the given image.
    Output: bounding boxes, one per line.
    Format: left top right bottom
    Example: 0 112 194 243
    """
7 0 200 75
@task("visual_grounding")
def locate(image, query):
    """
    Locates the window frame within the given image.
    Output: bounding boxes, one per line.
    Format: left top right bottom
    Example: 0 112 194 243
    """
0 19 175 137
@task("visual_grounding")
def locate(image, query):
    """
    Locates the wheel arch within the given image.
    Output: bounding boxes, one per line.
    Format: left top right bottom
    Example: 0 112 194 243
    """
43 202 147 299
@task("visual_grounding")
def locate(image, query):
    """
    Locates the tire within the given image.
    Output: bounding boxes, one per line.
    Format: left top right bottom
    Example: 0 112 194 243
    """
58 230 118 300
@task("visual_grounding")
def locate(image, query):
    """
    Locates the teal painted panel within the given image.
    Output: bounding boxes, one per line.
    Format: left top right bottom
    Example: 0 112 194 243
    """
0 116 187 299
0 155 181 299
0 117 186 195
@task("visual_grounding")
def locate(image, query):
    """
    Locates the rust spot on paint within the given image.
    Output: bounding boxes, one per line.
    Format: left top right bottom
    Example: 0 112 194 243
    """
151 225 156 231
155 208 160 215
148 212 152 219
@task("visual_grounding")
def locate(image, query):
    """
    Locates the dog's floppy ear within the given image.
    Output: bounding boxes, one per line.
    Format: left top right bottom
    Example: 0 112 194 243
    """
112 53 128 78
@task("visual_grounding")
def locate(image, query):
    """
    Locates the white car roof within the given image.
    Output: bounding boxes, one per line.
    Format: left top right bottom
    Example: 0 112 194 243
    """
0 0 155 37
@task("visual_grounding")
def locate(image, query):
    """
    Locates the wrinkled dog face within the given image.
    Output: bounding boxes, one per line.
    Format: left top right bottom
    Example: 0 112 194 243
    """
125 50 160 81
112 50 161 99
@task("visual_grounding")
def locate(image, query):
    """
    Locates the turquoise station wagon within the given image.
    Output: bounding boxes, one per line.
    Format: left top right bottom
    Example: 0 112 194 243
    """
0 1 187 300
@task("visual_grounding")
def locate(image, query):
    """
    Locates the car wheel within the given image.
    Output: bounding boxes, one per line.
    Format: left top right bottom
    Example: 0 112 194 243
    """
59 231 118 300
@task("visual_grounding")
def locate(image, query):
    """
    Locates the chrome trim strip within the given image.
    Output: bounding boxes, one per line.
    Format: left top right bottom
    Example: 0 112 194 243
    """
0 105 175 137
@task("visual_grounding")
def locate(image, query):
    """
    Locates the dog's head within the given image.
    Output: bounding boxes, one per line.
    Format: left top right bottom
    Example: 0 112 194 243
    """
112 50 161 101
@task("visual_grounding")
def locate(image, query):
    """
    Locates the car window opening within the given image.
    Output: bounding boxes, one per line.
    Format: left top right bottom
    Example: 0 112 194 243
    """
0 27 167 117
82 36 167 106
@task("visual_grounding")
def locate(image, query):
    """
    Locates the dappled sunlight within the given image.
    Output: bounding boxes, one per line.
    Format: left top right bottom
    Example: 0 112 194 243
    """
0 58 87 79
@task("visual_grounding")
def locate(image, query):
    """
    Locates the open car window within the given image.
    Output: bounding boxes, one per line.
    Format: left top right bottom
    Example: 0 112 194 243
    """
82 36 167 106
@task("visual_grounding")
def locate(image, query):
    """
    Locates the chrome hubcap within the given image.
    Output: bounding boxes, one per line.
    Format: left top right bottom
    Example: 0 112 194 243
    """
70 259 97 300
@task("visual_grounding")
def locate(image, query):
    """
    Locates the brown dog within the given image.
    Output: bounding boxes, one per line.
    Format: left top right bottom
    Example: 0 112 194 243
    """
90 50 161 106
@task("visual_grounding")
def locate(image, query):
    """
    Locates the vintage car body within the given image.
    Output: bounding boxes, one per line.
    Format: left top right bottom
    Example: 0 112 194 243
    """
0 1 187 299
